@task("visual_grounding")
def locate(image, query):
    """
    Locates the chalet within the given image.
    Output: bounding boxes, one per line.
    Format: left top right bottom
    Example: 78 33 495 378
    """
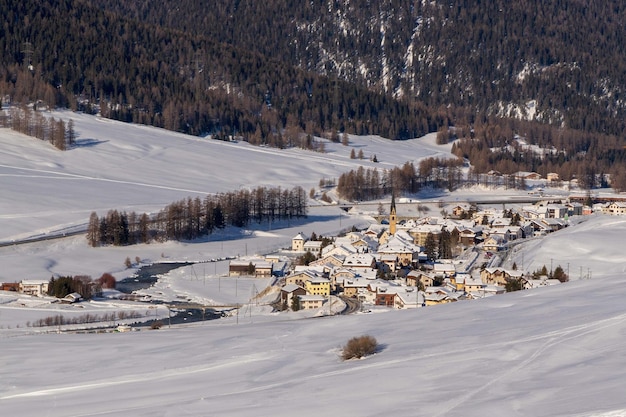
62 292 82 303
406 270 435 288
483 235 506 252
547 172 560 182
394 288 424 309
480 267 523 286
515 171 542 180
285 270 323 288
19 280 49 296
452 204 471 218
423 286 464 305
602 202 626 215
524 277 562 289
457 226 483 246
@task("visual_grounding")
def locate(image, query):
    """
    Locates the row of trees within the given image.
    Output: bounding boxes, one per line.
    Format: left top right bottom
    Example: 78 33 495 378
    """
0 106 76 150
335 157 507 202
87 186 308 247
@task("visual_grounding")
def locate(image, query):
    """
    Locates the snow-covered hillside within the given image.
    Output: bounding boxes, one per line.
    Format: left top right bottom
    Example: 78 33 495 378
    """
2 111 626 417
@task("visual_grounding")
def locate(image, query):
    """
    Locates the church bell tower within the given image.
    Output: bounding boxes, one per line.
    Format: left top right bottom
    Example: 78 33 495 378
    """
389 194 397 235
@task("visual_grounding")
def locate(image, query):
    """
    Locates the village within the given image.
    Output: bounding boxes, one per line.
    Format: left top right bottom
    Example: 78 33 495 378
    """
226 196 626 313
3 195 626 317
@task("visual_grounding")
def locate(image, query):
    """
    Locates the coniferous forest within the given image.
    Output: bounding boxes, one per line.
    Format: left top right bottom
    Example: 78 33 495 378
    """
87 186 307 247
2 0 626 191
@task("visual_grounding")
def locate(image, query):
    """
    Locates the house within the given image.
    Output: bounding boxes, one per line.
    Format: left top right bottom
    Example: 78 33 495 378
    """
285 270 323 288
523 277 562 289
280 284 306 305
305 276 331 296
602 202 626 215
19 280 49 296
228 259 273 277
423 286 464 305
394 288 424 309
433 262 456 278
374 288 396 307
483 235 506 252
480 267 523 286
343 253 376 269
409 223 443 246
298 295 326 310
1 282 19 291
62 292 82 303
253 261 273 277
457 226 482 246
547 172 560 182
303 240 323 257
342 278 373 298
321 242 358 258
377 231 421 267
378 254 399 272
406 270 435 288
291 233 307 251
452 204 471 218
546 204 568 219
310 254 345 269
515 171 542 180
565 202 583 217
229 260 255 276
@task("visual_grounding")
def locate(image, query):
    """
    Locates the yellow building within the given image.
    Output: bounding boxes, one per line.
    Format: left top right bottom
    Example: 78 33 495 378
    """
305 277 331 296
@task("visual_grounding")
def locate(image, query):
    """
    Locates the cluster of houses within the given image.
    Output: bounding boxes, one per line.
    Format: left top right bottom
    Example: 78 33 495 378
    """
228 197 593 311
0 279 83 303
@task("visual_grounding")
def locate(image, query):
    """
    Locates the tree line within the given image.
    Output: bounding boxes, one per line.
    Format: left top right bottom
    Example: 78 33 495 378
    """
87 186 308 247
448 118 626 192
335 158 473 201
0 106 76 150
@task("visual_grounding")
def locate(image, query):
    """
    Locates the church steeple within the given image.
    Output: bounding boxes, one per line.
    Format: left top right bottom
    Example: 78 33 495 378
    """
389 194 397 235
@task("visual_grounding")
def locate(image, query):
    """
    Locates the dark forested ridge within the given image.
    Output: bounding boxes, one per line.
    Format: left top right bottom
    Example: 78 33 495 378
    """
2 0 626 187
89 0 626 137
0 0 441 143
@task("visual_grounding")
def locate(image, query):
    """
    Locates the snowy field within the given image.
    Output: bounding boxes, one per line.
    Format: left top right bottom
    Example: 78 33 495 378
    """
2 112 626 416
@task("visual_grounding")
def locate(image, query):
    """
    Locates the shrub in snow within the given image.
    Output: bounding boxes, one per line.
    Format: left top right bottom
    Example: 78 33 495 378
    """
342 335 378 360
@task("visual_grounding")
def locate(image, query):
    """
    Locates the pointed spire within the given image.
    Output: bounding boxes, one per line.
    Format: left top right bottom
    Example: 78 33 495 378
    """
389 193 397 235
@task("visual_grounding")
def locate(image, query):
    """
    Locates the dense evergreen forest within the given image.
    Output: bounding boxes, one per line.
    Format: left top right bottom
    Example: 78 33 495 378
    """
2 0 626 192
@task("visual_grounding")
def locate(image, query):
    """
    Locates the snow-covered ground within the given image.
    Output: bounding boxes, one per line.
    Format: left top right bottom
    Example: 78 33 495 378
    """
2 112 626 417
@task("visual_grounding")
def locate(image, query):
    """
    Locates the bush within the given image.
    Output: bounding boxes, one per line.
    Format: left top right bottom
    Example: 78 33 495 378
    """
150 320 163 330
341 335 378 360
